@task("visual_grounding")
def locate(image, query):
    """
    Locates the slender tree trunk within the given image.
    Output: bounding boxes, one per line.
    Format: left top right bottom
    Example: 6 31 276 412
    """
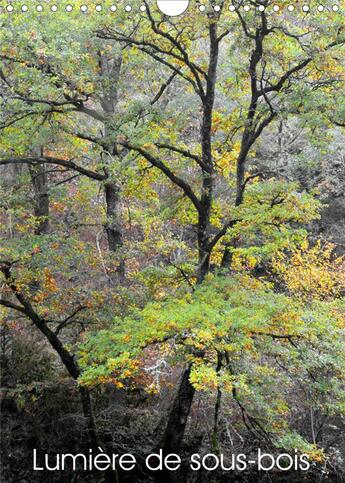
36 325 99 448
104 181 123 251
32 311 100 448
197 176 213 283
0 263 99 449
41 323 99 447
99 52 125 277
29 163 50 235
212 353 223 454
38 319 99 448
220 246 232 268
79 386 99 448
104 181 125 279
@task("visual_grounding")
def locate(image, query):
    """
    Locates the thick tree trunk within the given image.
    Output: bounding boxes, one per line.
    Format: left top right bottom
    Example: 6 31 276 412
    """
29 163 50 235
158 364 195 455
197 242 211 284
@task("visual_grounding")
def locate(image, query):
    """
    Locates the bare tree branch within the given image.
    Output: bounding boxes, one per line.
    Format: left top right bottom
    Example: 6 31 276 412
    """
155 143 209 171
0 157 107 181
119 141 202 213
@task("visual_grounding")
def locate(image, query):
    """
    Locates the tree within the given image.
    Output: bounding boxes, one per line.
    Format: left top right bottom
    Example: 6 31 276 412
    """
93 0 343 454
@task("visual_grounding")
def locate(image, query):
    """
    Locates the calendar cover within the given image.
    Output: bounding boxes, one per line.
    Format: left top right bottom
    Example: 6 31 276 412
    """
0 1 344 481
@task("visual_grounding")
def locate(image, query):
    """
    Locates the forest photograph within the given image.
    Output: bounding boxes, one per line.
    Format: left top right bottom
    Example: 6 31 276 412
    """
0 1 344 481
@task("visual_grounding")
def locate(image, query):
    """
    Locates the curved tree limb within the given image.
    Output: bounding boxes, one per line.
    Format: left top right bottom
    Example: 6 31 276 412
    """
0 156 107 181
119 141 202 213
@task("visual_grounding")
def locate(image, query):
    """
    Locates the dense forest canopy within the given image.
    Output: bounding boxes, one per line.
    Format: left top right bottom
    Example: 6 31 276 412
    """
0 1 344 482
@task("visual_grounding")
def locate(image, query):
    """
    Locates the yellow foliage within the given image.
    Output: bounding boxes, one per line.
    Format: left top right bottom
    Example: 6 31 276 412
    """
213 143 240 177
43 268 58 294
272 240 345 300
232 252 258 271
